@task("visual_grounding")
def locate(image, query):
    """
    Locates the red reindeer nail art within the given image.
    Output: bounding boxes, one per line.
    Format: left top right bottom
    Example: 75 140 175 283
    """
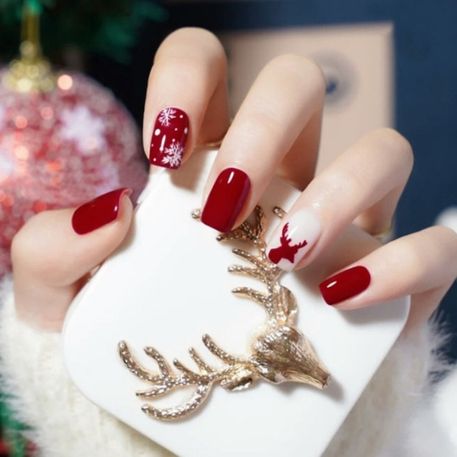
149 107 189 169
267 209 321 271
268 223 308 264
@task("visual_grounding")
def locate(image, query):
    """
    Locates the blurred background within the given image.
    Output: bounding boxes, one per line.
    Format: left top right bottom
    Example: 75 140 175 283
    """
0 1 456 455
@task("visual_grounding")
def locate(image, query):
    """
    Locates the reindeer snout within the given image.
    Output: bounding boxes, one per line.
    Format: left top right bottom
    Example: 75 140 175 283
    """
251 326 330 389
289 363 330 390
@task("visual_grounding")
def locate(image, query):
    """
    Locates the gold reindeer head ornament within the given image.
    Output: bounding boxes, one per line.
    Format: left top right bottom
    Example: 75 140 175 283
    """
118 206 329 421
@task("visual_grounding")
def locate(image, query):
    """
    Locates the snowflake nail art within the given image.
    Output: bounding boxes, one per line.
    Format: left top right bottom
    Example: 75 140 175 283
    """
149 107 189 169
161 140 184 168
158 107 177 127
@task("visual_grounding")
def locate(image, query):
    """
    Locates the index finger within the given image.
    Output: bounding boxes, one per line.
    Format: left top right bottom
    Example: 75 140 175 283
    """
143 28 229 169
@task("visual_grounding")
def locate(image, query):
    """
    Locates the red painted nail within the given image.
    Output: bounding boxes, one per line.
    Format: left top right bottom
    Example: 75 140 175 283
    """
71 188 131 235
201 168 251 232
319 266 371 305
149 107 189 169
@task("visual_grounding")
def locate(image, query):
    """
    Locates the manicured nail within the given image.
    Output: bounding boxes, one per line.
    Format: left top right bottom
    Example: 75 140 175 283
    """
149 107 189 169
71 188 132 235
201 168 251 232
319 266 371 305
266 209 321 271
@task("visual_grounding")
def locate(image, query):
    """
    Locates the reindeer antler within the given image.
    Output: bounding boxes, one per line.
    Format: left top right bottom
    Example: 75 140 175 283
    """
118 206 329 421
216 205 266 244
281 222 291 243
225 206 297 325
118 333 251 421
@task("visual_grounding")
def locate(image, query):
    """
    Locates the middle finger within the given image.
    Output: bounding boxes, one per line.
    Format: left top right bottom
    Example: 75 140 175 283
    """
200 54 326 232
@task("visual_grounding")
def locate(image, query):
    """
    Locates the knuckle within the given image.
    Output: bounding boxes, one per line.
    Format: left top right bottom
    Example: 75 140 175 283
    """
323 165 366 200
11 211 63 281
264 54 326 97
428 224 457 238
151 56 206 87
392 226 457 281
167 27 221 46
156 28 226 67
429 225 457 268
267 54 321 74
11 212 44 267
187 28 225 55
241 110 283 141
10 230 25 266
392 238 427 278
372 128 414 171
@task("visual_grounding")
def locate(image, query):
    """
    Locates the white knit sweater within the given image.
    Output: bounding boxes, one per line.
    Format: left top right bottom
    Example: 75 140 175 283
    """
0 274 456 457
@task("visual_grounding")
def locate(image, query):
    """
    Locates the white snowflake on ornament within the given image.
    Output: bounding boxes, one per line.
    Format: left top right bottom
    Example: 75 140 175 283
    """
0 105 6 130
0 155 14 179
158 107 176 127
59 105 106 154
162 141 183 167
0 139 14 179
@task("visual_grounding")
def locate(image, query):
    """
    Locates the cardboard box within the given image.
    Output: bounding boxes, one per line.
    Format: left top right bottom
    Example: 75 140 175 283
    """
222 23 393 170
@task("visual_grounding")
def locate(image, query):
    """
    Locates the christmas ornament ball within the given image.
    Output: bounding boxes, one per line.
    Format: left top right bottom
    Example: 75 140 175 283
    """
0 69 148 276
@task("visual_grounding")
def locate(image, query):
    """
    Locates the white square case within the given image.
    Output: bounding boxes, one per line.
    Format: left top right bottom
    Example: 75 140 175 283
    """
63 149 409 457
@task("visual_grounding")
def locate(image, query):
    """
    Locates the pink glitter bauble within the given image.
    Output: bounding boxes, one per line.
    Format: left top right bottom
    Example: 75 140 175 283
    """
0 69 148 276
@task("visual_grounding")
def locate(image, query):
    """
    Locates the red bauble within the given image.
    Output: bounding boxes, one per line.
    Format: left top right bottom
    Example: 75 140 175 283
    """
0 70 148 276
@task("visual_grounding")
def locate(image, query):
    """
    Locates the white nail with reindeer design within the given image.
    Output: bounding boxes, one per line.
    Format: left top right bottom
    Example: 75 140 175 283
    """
267 209 321 271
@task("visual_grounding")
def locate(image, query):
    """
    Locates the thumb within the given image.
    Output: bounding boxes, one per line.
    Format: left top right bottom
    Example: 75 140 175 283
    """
11 188 134 331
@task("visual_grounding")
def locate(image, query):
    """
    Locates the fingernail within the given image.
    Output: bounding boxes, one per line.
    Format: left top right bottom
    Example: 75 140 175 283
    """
149 107 189 169
201 168 251 232
72 188 132 235
266 209 321 271
319 266 371 305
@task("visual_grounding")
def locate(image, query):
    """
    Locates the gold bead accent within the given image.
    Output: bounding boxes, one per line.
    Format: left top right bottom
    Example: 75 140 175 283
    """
2 6 55 93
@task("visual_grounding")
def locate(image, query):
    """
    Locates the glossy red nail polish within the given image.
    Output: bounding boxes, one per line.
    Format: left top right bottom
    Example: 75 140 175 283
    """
72 188 131 235
201 168 251 232
149 107 189 169
319 266 371 305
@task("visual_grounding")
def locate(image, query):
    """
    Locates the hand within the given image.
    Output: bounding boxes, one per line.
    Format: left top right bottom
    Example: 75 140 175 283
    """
11 28 457 334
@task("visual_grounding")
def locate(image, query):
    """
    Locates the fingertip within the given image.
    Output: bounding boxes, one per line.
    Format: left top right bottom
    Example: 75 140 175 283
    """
119 187 134 218
71 187 133 235
318 266 371 307
201 167 251 232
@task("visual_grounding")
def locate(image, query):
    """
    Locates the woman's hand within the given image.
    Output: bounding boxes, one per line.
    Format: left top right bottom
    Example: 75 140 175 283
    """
11 28 457 333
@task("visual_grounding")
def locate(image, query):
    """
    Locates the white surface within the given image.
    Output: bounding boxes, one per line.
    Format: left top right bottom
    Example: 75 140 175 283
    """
63 149 409 457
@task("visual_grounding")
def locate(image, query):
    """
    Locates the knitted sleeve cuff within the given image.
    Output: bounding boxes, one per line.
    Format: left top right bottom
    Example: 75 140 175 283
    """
0 275 172 457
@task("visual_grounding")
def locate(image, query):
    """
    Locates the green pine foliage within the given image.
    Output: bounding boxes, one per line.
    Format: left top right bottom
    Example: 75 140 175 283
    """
0 0 167 63
0 392 30 457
